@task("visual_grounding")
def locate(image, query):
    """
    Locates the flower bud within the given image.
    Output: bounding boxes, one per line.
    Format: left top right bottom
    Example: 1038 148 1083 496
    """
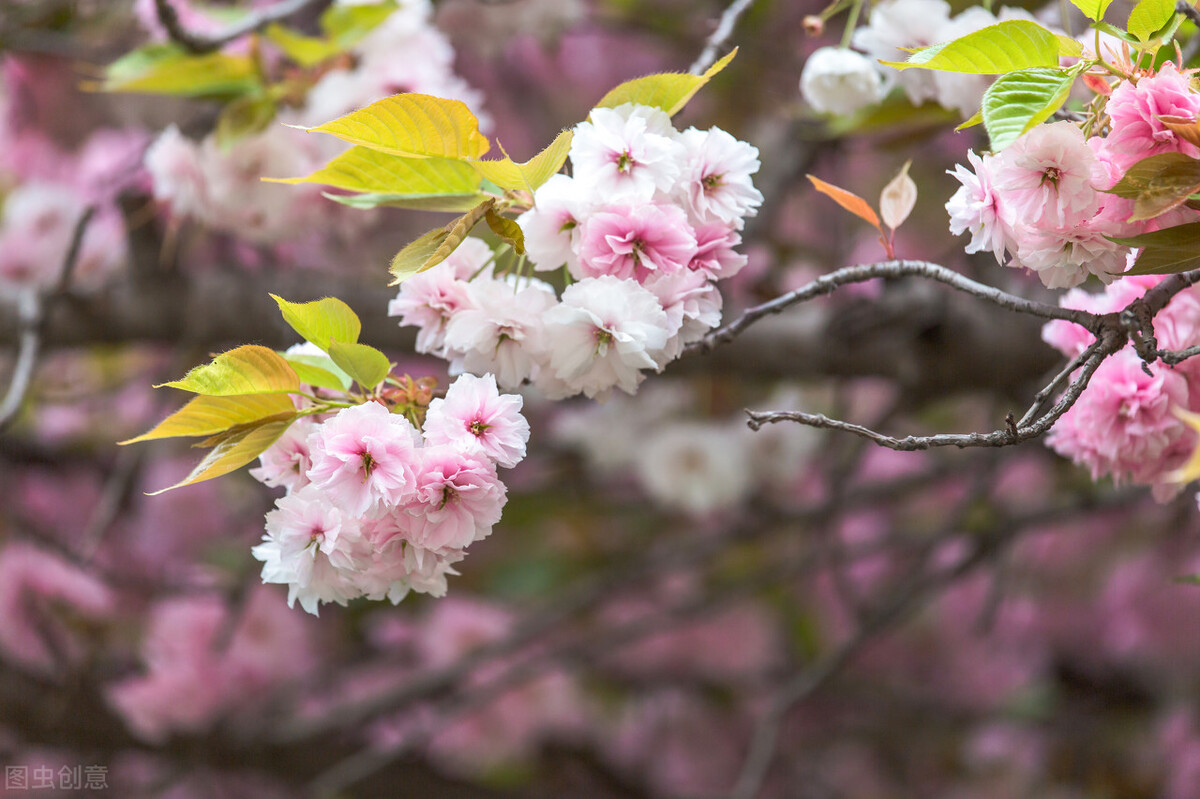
799 46 884 116
802 15 824 37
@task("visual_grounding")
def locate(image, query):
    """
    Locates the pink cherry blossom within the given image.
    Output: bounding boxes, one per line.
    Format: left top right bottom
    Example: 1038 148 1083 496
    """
1103 62 1200 171
0 543 115 673
305 402 424 515
422 373 531 468
688 222 747 280
676 127 762 228
252 484 375 614
575 202 697 283
249 417 317 492
946 149 1014 265
402 445 507 551
570 104 684 201
1046 348 1193 487
517 174 588 272
541 275 671 399
992 121 1097 229
443 273 556 389
388 261 476 356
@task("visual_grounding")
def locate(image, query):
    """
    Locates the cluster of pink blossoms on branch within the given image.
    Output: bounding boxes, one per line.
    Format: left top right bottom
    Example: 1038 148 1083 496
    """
946 64 1200 289
391 102 762 399
249 373 529 614
1044 276 1200 498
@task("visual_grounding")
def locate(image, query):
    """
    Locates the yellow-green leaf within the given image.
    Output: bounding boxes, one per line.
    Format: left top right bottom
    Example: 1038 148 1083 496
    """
296 93 491 159
147 416 296 495
469 130 574 192
1128 0 1177 41
98 44 261 97
1068 0 1115 22
264 23 343 67
267 147 484 198
270 294 361 350
594 48 737 117
982 68 1075 151
389 199 495 284
1105 152 1200 221
215 94 277 149
955 109 983 130
882 20 1061 74
1055 34 1085 58
320 0 396 46
485 208 526 254
157 345 300 395
120 393 297 444
1109 221 1200 274
283 353 353 391
323 191 492 212
327 340 391 391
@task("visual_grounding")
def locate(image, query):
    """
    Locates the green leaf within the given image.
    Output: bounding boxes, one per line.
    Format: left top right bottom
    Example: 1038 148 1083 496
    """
469 130 574 192
1055 35 1085 58
270 294 361 351
147 416 296 495
120 393 297 444
322 191 492 212
283 352 353 391
1105 152 1200 221
157 345 300 395
296 93 491 159
485 208 526 254
956 109 983 130
1068 0 1114 22
327 340 391 391
266 146 484 197
98 44 261 97
1109 221 1200 274
1128 0 1176 41
981 68 1075 150
594 48 737 116
389 198 496 284
215 94 277 149
320 0 396 46
882 20 1061 74
264 23 343 67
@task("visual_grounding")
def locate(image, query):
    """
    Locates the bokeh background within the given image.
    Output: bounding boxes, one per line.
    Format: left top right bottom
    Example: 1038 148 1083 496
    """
2 1 1199 797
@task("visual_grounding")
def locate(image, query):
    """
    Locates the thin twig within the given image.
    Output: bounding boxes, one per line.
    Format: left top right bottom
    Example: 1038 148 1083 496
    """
689 0 758 75
745 330 1119 451
686 260 1100 357
0 207 95 434
153 0 325 54
1017 336 1106 428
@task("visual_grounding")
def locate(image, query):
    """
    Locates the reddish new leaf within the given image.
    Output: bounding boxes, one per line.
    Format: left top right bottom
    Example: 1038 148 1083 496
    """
807 175 882 232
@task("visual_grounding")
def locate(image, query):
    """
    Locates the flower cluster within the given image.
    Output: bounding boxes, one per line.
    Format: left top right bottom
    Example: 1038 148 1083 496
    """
948 87 1200 290
249 373 529 614
142 0 485 246
801 0 1042 118
1041 276 1200 496
391 102 762 400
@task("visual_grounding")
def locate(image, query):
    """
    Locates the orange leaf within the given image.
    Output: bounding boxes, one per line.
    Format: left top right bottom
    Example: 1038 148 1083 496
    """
807 175 882 232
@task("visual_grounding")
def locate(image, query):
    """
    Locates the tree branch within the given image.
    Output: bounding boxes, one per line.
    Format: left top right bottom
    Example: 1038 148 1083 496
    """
745 328 1119 451
0 207 95 434
686 260 1100 358
153 0 327 54
689 0 758 75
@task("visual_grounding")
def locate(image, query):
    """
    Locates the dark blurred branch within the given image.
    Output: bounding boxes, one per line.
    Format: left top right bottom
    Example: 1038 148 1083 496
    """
153 0 328 54
0 207 95 434
690 0 759 75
